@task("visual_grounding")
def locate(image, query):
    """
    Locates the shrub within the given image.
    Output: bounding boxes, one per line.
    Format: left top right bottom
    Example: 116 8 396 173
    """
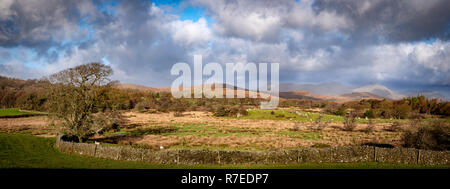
323 102 339 114
343 113 357 131
314 114 327 131
171 100 187 117
228 107 239 116
213 105 227 117
364 109 375 119
363 119 375 133
392 103 412 119
335 107 346 116
238 107 248 116
224 106 248 117
135 101 150 112
402 120 450 151
314 114 323 124
206 105 215 112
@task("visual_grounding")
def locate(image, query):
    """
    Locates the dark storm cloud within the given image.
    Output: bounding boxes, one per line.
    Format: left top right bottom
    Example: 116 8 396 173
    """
90 0 193 86
0 0 114 57
0 1 78 52
313 0 450 43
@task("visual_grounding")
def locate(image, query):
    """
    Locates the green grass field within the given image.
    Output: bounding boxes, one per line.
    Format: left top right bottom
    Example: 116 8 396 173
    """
0 108 44 118
0 133 448 169
0 108 30 116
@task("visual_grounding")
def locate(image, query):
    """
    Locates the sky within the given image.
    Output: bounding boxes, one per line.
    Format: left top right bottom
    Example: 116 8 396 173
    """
0 0 449 97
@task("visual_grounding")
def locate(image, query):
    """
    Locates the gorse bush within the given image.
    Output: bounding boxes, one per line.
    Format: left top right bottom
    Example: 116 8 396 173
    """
402 120 450 151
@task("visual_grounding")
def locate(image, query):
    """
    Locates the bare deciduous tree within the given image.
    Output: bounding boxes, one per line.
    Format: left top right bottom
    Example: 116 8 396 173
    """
46 63 116 142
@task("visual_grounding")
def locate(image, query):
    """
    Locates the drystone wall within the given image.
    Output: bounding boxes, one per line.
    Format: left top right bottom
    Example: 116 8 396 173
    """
56 137 450 165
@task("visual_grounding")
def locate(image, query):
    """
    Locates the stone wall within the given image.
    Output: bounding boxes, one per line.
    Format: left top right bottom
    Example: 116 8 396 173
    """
55 137 450 165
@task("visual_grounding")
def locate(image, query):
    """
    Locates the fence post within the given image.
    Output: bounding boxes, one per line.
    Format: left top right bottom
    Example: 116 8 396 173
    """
374 146 377 162
177 150 180 164
93 144 97 157
217 151 221 164
416 149 420 164
116 147 121 160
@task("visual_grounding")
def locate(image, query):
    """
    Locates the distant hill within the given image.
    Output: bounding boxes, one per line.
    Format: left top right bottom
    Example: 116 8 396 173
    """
116 83 270 98
279 82 407 100
280 82 353 94
279 90 385 102
339 92 385 100
353 84 404 100
279 90 321 100
117 82 395 101
0 75 47 90
115 83 170 93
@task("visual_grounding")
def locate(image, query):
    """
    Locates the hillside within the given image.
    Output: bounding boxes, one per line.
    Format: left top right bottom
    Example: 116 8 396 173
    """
353 84 404 100
115 83 170 93
117 83 390 101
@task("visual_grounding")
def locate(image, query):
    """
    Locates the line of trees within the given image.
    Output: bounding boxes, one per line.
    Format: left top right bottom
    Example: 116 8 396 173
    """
318 98 450 118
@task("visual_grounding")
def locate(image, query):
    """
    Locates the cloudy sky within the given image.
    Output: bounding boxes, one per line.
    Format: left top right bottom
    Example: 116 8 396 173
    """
0 0 449 96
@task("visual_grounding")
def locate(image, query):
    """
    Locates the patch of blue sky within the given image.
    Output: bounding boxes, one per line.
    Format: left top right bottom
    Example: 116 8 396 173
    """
412 38 437 45
2 47 45 69
151 40 160 47
152 0 182 7
0 47 14 62
179 6 212 23
94 0 119 15
152 0 213 23
52 17 94 56
0 47 22 63
101 56 111 65
77 17 95 43
423 38 437 45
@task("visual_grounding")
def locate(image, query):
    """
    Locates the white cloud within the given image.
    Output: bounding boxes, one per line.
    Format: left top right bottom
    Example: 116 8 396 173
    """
170 17 212 46
193 0 351 42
